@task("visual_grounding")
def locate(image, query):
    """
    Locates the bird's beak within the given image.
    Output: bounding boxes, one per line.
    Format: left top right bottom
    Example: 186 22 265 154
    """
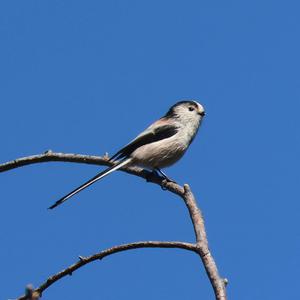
198 111 206 117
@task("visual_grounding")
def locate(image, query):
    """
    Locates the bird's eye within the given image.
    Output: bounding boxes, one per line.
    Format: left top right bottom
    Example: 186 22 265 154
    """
188 107 194 112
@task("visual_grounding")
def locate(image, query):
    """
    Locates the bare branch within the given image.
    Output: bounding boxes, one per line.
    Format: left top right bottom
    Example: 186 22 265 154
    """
0 152 113 172
181 184 227 300
16 241 197 300
1 152 227 300
0 152 188 190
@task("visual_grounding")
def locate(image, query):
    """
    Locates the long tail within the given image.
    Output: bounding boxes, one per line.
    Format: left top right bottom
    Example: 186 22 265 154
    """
48 158 132 209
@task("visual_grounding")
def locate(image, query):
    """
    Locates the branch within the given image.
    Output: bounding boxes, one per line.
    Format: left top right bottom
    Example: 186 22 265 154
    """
1 152 227 300
182 185 227 299
17 241 197 300
0 151 117 172
0 152 174 189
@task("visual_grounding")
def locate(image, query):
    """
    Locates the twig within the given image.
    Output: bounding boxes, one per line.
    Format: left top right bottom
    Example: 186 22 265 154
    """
17 241 196 300
0 152 227 300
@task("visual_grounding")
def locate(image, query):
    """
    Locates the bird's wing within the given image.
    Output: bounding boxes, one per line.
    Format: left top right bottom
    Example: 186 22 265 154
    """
110 120 178 161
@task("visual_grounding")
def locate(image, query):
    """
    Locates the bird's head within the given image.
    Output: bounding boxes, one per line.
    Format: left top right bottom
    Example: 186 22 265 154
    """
165 100 205 121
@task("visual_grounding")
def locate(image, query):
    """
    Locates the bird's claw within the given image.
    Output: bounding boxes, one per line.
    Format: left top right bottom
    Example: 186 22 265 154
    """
161 179 169 190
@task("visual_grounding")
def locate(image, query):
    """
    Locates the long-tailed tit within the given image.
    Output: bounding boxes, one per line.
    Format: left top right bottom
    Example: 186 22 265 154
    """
49 100 205 209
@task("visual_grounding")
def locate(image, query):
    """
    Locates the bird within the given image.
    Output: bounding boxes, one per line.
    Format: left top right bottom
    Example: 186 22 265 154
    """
49 100 205 209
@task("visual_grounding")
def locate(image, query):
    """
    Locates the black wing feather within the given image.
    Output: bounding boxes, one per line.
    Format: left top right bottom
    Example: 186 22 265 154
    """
110 124 178 161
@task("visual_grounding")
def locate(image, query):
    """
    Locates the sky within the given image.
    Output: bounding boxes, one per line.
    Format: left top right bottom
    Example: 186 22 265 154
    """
0 1 299 299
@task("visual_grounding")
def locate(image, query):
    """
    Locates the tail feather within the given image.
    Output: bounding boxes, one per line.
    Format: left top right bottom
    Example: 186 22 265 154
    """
48 158 131 209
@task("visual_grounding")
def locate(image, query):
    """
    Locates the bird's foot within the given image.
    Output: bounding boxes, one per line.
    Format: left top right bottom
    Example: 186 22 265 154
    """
155 168 176 183
145 169 177 191
161 180 168 190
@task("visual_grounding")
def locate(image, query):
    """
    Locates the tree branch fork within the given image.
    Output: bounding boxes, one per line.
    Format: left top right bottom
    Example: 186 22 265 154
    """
0 152 227 300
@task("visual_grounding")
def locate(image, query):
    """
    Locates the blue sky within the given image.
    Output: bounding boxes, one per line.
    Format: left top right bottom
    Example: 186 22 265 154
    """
1 1 299 299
